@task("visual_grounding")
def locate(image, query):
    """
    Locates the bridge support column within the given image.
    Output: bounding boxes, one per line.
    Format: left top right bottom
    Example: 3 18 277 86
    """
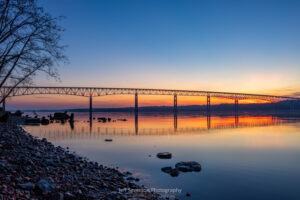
135 93 138 113
207 95 211 129
207 95 211 113
234 98 238 113
174 94 177 113
134 93 138 134
234 98 239 127
89 95 93 125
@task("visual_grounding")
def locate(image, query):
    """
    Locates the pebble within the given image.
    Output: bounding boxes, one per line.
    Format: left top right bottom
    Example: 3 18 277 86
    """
36 179 55 193
17 182 35 190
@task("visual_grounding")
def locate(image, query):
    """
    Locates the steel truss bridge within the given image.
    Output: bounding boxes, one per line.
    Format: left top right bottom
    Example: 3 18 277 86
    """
1 86 299 115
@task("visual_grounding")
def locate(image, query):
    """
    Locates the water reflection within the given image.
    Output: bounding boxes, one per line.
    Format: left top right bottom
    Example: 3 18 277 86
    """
23 112 300 200
135 112 138 135
24 113 297 140
174 112 177 131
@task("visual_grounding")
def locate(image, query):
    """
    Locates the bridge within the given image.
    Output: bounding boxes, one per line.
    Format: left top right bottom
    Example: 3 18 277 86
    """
1 86 299 116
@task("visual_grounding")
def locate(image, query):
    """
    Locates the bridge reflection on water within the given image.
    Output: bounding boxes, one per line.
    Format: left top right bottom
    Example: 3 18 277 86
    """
23 113 299 141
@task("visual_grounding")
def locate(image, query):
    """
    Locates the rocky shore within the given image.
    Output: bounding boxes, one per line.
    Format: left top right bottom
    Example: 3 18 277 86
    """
0 122 162 200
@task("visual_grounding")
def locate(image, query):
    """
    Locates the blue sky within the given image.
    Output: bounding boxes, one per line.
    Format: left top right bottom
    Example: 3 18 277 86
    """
7 0 300 109
37 0 300 92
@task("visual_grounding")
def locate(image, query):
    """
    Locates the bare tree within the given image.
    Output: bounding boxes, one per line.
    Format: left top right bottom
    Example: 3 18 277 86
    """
0 0 66 104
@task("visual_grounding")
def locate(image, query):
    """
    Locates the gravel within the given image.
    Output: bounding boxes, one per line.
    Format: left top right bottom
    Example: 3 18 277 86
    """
0 122 163 199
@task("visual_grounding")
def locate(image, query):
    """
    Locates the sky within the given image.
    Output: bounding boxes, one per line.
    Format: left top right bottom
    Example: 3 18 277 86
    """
7 0 300 110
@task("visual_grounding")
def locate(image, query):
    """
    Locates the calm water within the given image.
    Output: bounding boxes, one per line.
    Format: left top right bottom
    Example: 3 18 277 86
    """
23 112 300 200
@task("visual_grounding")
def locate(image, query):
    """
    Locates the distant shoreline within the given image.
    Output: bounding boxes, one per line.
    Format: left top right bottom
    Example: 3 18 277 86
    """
13 100 300 113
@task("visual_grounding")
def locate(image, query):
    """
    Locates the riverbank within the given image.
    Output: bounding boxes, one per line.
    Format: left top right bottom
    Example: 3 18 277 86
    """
0 122 162 199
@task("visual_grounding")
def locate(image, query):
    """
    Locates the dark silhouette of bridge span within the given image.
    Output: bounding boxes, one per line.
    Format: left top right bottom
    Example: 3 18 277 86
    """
2 86 299 108
1 86 299 115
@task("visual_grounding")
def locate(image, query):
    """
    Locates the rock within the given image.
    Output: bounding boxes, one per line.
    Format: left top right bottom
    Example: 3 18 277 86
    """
50 192 64 200
126 177 135 181
161 167 172 173
169 169 180 177
161 167 180 177
17 182 35 190
186 192 191 197
190 161 202 172
176 164 192 172
64 191 74 199
41 117 50 125
175 161 202 172
104 139 113 142
45 159 54 165
98 117 107 123
156 152 172 159
36 179 55 193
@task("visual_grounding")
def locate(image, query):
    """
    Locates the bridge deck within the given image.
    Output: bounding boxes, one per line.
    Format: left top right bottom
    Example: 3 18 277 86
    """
1 86 299 101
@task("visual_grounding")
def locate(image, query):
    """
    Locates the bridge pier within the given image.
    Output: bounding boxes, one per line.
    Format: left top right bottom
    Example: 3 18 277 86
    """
135 93 138 134
234 98 238 113
135 93 138 114
174 94 178 113
89 95 93 124
234 98 239 127
207 95 211 113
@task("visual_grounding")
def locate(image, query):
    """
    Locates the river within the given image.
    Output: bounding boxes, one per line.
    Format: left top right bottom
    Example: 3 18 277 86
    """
23 112 300 200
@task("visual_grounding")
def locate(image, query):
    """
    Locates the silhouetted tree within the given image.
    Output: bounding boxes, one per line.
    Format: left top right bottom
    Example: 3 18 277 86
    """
0 0 66 104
